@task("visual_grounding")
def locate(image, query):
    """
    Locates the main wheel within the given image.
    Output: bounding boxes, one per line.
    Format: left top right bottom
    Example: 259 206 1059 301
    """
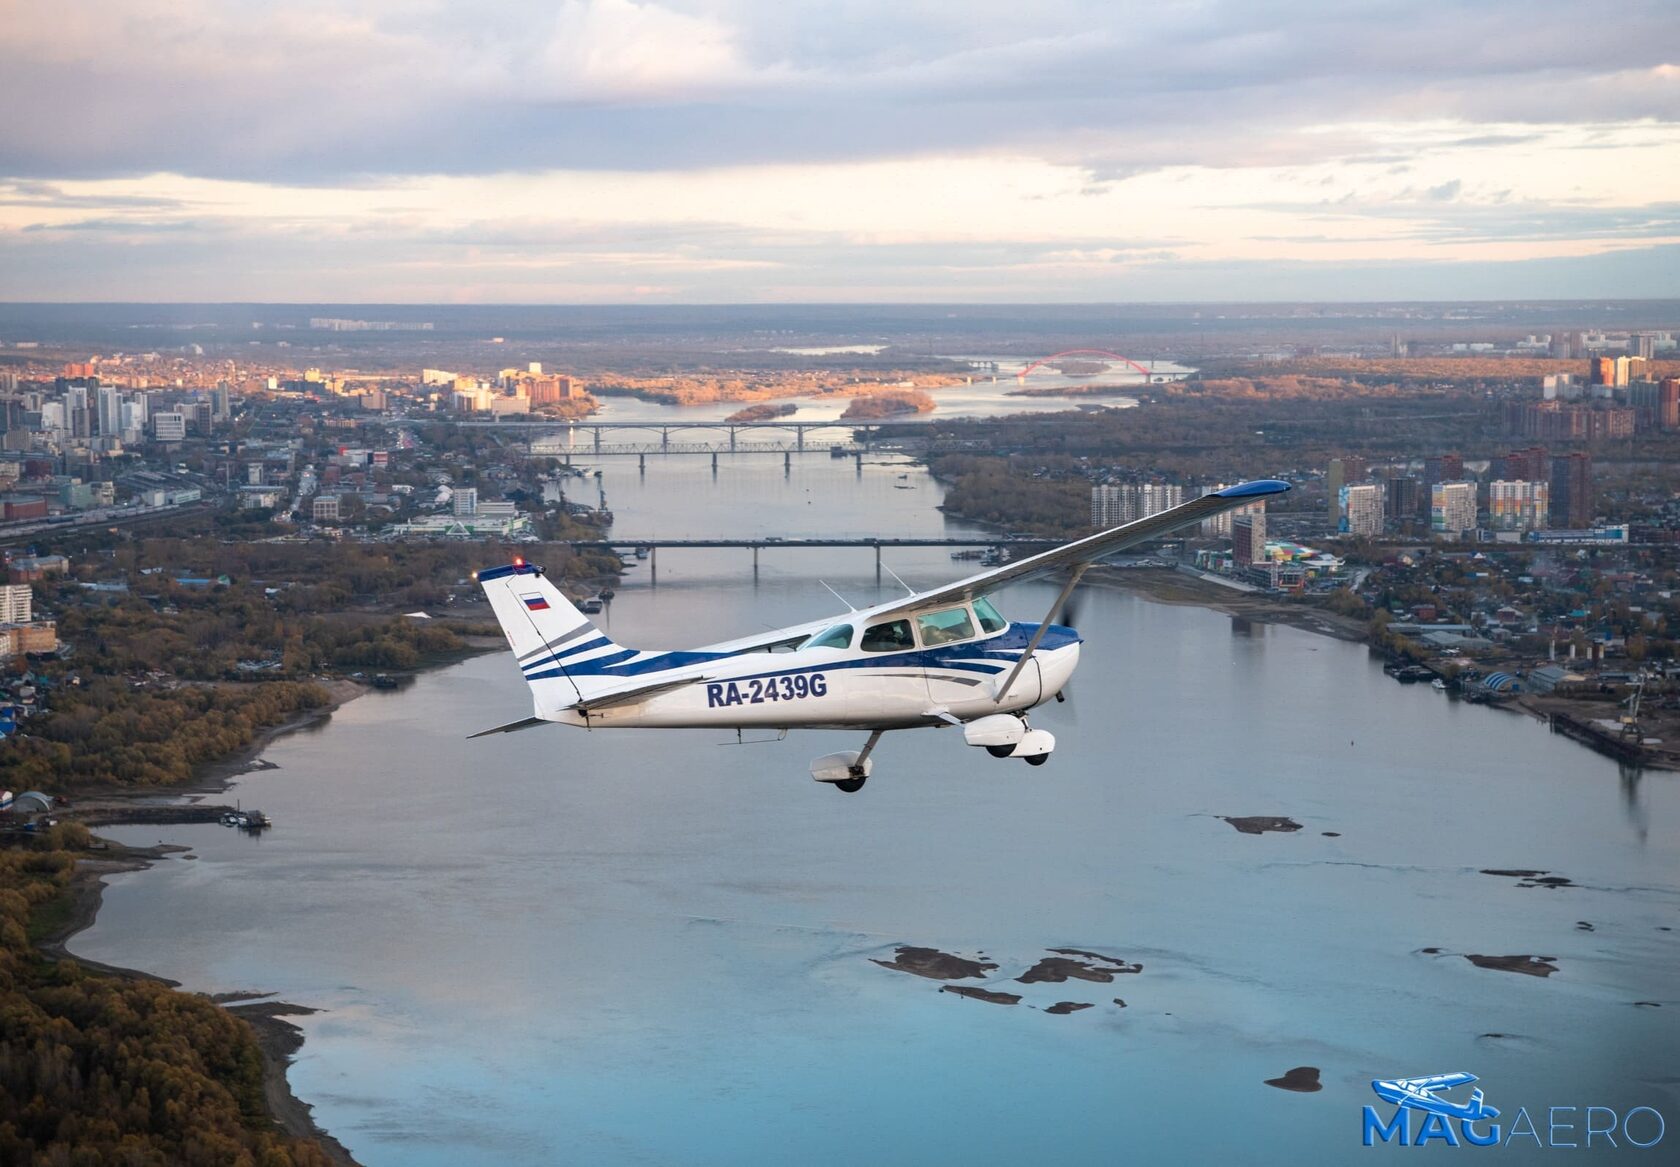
1023 754 1049 767
986 745 1015 759
834 775 867 793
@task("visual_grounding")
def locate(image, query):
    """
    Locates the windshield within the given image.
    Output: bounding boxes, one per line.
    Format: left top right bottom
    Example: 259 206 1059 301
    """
806 624 853 650
974 596 1007 634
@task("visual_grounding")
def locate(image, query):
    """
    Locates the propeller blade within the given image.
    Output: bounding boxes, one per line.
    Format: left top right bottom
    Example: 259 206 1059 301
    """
1061 590 1083 631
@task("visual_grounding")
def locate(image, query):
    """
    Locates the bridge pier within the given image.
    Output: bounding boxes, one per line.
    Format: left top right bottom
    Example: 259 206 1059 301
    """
796 428 805 453
638 453 646 474
650 547 657 586
874 542 881 585
593 428 601 453
729 427 736 451
711 452 718 474
783 451 791 476
855 451 863 477
753 545 759 581
661 428 669 452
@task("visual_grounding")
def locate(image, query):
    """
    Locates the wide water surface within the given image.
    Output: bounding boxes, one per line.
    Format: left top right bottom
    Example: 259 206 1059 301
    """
79 455 1678 1164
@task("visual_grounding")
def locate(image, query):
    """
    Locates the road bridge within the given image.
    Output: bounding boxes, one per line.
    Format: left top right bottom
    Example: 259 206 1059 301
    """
560 536 1055 584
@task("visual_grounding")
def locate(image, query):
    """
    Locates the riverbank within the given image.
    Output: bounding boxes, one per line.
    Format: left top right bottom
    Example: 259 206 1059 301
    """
1086 565 1369 643
40 660 494 1163
28 838 361 1164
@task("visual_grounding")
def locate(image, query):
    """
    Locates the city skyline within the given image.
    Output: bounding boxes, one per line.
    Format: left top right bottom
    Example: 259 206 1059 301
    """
2 0 1679 302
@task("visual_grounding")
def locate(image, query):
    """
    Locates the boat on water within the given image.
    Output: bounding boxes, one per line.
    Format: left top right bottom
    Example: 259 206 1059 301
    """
1431 678 1449 692
580 596 604 614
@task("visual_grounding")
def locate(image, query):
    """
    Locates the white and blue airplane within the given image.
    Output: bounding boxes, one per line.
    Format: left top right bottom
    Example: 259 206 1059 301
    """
474 480 1290 791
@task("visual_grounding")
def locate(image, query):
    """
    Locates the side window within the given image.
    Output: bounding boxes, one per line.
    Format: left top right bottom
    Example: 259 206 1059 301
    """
807 624 853 650
860 619 914 652
916 606 976 646
974 596 1007 634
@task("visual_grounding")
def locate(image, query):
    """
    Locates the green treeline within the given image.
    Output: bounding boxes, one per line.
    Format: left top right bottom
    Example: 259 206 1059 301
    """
0 843 335 1166
930 455 1090 538
0 681 331 790
50 588 473 680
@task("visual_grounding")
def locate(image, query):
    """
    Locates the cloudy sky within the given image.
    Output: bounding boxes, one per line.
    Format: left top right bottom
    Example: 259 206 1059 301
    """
2 0 1678 302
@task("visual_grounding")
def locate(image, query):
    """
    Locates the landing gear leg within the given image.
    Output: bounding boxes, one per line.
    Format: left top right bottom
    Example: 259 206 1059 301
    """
835 729 883 793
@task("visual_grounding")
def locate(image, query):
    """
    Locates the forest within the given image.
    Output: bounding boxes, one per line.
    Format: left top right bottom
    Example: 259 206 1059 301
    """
0 836 337 1165
929 455 1089 538
0 537 618 792
0 681 332 790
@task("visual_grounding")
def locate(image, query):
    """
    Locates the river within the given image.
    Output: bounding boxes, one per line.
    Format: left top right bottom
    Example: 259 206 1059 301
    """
76 453 1677 1164
560 356 1192 427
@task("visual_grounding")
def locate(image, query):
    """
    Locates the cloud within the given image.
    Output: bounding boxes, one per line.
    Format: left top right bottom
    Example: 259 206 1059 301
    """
1 1 1676 182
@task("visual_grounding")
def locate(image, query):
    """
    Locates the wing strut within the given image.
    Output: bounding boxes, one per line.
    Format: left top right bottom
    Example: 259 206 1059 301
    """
993 564 1088 704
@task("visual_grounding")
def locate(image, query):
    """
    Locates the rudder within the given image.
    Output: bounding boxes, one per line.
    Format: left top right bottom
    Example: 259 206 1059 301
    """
477 561 624 714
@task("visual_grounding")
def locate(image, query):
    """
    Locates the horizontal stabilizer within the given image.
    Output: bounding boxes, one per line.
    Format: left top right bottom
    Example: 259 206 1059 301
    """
574 675 707 713
467 716 549 739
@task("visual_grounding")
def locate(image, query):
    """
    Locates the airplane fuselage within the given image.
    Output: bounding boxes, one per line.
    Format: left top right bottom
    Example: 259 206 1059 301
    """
542 621 1081 729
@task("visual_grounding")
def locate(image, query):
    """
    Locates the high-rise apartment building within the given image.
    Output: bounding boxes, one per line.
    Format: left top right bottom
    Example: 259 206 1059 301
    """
1338 483 1385 537
1384 476 1421 523
1232 512 1267 565
152 411 187 442
1549 452 1594 528
1498 445 1548 483
1430 482 1477 539
1488 480 1549 531
0 584 32 624
96 385 123 436
1091 483 1183 528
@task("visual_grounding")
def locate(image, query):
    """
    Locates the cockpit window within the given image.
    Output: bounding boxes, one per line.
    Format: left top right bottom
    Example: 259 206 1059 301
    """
860 619 915 652
807 624 853 650
916 606 976 646
974 596 1007 634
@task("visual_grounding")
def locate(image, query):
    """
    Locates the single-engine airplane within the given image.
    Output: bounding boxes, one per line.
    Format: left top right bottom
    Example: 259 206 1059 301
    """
474 479 1290 791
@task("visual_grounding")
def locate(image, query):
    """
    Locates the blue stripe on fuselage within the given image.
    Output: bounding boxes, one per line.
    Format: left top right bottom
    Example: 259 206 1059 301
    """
538 621 1080 684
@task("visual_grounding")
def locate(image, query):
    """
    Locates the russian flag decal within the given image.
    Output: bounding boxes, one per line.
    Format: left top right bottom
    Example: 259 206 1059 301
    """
522 594 550 611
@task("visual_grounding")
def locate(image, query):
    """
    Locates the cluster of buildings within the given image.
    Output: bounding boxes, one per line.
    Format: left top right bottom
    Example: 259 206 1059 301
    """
1091 479 1342 591
1330 448 1599 541
1507 363 1678 440
0 575 59 659
428 364 583 415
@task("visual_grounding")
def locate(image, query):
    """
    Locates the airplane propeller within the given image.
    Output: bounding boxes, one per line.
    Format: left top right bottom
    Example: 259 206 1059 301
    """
1051 572 1091 719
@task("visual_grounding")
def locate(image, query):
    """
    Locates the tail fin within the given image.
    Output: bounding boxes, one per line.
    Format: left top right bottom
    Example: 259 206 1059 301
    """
478 562 627 716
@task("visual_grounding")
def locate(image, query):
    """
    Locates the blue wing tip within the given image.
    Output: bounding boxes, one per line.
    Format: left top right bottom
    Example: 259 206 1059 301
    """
476 562 541 581
1217 479 1291 499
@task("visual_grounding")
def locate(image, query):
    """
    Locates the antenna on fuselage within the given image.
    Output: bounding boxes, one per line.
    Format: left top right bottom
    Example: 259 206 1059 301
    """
880 562 916 597
820 581 858 612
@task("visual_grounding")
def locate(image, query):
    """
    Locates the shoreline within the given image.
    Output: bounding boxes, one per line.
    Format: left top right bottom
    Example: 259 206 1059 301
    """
45 667 434 1164
43 642 508 1163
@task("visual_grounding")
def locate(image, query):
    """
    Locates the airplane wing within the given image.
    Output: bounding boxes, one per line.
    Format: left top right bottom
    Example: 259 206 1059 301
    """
689 479 1290 655
864 479 1290 619
467 716 549 739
